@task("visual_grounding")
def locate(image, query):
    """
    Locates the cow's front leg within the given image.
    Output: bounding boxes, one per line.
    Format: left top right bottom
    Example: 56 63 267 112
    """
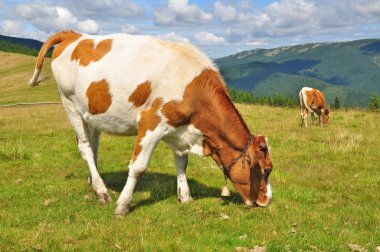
115 133 161 216
115 103 166 216
174 153 193 203
310 112 316 125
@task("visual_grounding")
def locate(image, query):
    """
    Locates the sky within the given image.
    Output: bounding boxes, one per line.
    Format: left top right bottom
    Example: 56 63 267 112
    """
1 0 380 58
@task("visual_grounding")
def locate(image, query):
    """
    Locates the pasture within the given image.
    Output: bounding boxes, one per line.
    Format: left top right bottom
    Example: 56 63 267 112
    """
0 52 379 251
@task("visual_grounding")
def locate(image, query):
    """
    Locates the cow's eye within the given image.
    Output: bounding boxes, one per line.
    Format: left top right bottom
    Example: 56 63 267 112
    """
264 168 271 176
259 143 267 152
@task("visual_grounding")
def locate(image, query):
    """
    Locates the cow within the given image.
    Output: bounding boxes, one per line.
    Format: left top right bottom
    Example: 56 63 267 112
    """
299 87 330 127
29 30 273 216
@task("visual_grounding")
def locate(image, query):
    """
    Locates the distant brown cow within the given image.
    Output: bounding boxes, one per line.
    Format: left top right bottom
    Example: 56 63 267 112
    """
299 87 329 127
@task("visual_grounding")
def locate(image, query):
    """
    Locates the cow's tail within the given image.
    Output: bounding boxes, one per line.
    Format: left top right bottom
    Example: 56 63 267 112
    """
300 89 314 113
28 30 78 87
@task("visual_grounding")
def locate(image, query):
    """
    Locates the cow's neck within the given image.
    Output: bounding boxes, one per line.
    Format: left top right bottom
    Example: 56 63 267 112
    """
189 71 252 169
201 96 251 169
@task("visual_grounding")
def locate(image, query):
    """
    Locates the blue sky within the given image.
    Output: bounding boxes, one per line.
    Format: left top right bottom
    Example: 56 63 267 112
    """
1 0 380 58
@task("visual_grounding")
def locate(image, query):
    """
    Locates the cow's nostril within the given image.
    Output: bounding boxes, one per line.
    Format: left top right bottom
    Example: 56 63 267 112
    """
264 168 271 175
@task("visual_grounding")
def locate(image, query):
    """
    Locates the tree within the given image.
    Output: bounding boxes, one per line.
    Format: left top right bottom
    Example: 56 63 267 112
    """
333 96 341 109
368 92 380 111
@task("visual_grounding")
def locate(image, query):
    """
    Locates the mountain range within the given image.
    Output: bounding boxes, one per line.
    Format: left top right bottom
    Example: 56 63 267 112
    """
215 39 380 107
1 34 379 107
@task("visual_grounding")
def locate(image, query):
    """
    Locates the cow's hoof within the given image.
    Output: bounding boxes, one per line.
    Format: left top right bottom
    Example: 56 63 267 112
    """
97 192 112 203
179 196 193 203
114 205 130 217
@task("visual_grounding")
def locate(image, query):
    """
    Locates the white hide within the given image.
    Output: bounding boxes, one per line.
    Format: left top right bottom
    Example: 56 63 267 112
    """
51 33 217 136
299 87 313 127
299 87 314 113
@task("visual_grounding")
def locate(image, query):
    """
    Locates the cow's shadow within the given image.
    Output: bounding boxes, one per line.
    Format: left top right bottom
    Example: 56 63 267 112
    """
101 171 242 210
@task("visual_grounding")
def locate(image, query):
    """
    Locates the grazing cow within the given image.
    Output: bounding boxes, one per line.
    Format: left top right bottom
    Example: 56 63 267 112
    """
299 87 330 127
29 30 273 216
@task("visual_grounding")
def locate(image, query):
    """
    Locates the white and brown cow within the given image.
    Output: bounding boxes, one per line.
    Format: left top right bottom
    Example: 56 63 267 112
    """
29 30 273 216
299 87 330 127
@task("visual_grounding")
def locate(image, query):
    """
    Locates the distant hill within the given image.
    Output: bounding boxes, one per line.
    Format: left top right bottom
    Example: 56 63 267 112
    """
0 34 45 50
215 39 380 107
0 34 51 57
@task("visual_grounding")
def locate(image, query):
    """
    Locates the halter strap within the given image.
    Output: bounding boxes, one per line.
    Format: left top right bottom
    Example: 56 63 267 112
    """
223 135 255 178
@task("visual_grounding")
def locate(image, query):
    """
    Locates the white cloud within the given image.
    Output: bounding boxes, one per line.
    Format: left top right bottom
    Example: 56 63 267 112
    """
244 40 269 47
240 1 254 10
194 32 226 46
57 0 144 18
214 1 237 22
23 30 49 41
122 24 139 34
154 0 213 25
156 32 190 43
15 3 99 34
222 0 380 43
352 0 380 19
76 20 99 34
266 1 312 26
0 20 23 36
213 1 256 24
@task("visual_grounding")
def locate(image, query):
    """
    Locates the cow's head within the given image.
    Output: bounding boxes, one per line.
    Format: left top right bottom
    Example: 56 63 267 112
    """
322 109 330 124
228 135 273 207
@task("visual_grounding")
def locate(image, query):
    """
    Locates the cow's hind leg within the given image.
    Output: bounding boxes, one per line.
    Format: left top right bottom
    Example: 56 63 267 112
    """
61 97 111 203
87 127 100 184
300 96 308 127
301 109 308 127
174 153 193 203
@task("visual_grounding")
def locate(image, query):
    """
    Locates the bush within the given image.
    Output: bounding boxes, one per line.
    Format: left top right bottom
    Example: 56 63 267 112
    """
228 87 298 108
368 92 380 111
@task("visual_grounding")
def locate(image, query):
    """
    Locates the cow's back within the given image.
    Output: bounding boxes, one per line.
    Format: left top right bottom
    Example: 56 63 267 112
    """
50 33 217 135
300 87 325 109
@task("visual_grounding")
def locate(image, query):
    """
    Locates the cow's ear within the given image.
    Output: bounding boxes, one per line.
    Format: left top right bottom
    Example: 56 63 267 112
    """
202 142 212 156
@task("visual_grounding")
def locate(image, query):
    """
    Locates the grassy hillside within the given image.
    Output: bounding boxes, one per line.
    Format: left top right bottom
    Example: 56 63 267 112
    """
0 52 59 105
216 39 380 108
0 52 379 251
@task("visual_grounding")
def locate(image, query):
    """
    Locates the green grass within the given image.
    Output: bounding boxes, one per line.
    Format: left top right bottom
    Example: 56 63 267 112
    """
0 52 379 251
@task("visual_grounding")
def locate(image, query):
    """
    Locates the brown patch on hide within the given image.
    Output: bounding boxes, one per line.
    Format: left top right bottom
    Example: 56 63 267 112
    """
161 69 249 133
51 31 82 62
71 39 112 66
128 81 152 107
132 98 163 163
162 69 251 164
86 79 112 114
305 88 327 111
